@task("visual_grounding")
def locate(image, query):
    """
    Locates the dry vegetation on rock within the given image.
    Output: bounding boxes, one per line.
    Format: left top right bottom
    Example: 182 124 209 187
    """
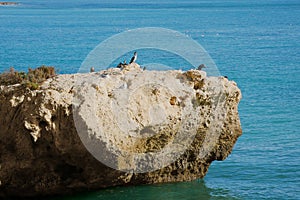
0 66 56 89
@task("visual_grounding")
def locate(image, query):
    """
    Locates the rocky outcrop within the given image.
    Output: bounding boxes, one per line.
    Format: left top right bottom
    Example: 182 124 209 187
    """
0 64 242 198
0 2 18 6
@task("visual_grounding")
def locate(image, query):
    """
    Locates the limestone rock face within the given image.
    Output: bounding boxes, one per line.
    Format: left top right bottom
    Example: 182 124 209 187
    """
0 64 242 198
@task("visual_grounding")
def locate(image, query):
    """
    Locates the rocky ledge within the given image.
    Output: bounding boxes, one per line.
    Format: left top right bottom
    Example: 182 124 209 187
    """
0 63 242 198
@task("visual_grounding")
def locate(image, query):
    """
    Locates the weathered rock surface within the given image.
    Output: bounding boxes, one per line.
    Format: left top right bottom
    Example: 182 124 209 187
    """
0 64 242 198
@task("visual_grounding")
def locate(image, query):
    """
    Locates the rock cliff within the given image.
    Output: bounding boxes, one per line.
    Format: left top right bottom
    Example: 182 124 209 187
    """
0 64 242 198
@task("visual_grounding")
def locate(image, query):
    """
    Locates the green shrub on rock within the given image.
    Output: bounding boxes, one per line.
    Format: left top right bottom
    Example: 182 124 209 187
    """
0 66 56 89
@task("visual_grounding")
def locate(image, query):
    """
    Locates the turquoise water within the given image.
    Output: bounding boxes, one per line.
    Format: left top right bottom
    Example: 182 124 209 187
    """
1 1 300 199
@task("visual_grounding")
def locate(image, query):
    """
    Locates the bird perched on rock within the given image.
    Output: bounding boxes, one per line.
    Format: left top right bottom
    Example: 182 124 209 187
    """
90 67 95 72
129 51 137 64
117 60 127 68
197 64 206 70
100 72 109 78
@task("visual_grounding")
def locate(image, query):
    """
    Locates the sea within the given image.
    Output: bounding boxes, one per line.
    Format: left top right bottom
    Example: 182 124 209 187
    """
0 0 299 199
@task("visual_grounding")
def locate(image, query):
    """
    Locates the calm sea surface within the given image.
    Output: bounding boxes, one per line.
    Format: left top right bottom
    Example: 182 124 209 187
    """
1 0 299 199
